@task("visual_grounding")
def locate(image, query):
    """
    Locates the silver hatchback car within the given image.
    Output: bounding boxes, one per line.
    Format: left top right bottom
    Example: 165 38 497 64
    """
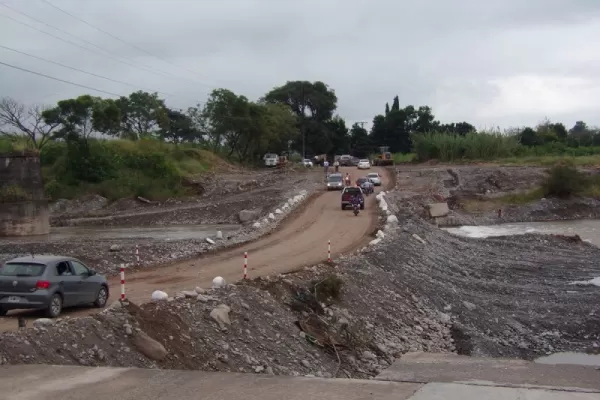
0 255 109 318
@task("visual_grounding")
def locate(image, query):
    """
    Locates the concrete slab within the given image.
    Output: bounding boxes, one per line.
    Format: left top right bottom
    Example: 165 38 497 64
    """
377 353 600 392
410 383 600 400
427 203 449 218
0 365 423 400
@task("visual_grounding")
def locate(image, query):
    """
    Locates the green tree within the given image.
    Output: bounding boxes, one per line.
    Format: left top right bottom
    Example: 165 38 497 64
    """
42 95 120 139
325 116 350 156
349 123 372 157
159 108 200 144
519 127 540 146
384 103 390 115
391 96 400 111
264 80 338 155
115 91 167 140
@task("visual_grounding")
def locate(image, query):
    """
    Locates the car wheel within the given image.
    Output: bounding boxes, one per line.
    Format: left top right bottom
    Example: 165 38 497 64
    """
360 204 364 210
0 307 7 316
94 285 109 308
46 294 63 318
341 205 345 210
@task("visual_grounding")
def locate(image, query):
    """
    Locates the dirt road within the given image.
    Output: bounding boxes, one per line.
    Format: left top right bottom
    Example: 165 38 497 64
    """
0 167 391 330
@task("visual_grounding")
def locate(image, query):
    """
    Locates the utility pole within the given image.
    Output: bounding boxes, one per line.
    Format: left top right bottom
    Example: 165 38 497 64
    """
301 82 306 159
356 121 368 129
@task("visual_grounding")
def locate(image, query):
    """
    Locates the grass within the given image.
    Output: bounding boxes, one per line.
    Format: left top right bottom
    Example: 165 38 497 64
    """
0 135 233 201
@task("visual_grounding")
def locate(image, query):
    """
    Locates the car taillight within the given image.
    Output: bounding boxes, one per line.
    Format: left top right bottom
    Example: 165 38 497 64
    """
35 280 50 290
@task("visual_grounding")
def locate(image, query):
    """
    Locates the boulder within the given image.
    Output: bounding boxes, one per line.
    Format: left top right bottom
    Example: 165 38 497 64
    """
428 202 450 218
275 208 283 214
181 290 198 298
205 237 215 245
216 230 223 239
132 331 167 361
238 209 260 223
252 222 261 229
32 318 54 327
268 213 276 220
386 215 399 225
151 290 168 301
369 238 381 246
212 276 226 288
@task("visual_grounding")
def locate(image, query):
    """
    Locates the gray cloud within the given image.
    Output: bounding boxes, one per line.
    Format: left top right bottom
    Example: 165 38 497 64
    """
1 0 600 130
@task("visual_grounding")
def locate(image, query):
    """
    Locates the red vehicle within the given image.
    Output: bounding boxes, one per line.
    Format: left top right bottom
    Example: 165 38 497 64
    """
341 187 364 210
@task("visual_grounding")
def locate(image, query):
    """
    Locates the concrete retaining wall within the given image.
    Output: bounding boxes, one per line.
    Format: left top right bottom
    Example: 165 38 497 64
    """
0 152 49 237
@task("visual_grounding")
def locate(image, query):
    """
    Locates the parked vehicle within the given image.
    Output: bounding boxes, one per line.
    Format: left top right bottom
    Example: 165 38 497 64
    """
276 156 289 168
339 155 353 166
341 187 364 210
326 173 344 190
0 255 109 318
302 159 313 167
264 153 279 167
366 172 382 186
357 159 371 169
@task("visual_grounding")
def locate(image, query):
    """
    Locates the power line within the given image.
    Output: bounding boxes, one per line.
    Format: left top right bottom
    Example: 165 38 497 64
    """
0 60 123 97
41 0 209 83
0 7 215 92
0 44 191 100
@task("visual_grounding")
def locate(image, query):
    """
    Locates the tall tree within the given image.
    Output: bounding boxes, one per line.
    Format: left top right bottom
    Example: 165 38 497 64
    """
349 123 372 157
42 95 120 140
159 108 200 144
115 91 167 140
391 96 400 111
264 80 337 155
0 97 60 150
384 103 390 115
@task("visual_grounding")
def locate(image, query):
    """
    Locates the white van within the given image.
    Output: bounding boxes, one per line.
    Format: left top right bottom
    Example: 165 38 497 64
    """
264 153 279 167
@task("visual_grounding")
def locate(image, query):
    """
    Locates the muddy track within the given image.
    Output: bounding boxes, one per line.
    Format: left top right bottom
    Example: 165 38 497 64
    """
0 167 393 330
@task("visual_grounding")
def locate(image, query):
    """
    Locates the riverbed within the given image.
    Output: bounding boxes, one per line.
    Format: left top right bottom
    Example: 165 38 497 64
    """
0 224 241 243
444 219 600 247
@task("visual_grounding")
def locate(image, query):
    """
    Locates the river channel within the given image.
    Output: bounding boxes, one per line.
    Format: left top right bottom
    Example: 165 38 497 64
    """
444 219 600 247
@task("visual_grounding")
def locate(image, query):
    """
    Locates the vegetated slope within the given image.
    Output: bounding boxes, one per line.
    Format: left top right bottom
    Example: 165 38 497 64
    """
1 136 238 201
360 205 600 359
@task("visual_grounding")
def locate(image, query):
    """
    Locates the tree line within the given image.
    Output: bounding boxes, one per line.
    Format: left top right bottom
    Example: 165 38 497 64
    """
2 83 599 164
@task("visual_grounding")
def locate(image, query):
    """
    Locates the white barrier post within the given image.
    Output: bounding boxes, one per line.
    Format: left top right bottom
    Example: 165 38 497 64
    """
243 252 248 279
120 264 126 301
135 245 140 264
328 240 331 263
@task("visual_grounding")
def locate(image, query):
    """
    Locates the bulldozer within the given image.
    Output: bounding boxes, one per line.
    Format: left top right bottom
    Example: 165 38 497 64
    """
372 146 394 166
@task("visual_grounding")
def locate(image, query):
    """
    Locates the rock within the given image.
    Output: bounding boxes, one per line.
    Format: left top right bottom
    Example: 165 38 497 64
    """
252 222 261 229
463 301 477 311
182 290 198 298
132 331 168 361
197 294 213 303
254 365 265 373
265 366 274 375
386 215 399 225
216 230 223 239
124 324 133 336
151 290 168 301
109 244 122 252
300 359 311 368
210 304 232 329
239 209 261 223
338 317 349 328
195 287 206 294
212 276 226 288
275 208 283 214
369 238 381 246
206 238 215 245
361 350 377 360
268 213 276 220
376 230 385 239
412 234 426 244
32 318 54 327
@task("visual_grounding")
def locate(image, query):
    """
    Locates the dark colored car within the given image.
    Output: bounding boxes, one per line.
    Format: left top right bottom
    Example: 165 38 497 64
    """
356 177 374 194
341 187 364 210
339 155 353 166
326 173 344 190
0 255 109 318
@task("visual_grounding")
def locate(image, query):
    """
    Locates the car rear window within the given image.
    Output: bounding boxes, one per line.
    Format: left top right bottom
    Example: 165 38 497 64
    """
328 176 342 182
0 263 46 277
367 173 378 177
345 188 362 194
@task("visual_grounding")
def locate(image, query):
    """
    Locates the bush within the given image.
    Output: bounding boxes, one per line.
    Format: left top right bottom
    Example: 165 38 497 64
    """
542 163 589 198
312 274 343 301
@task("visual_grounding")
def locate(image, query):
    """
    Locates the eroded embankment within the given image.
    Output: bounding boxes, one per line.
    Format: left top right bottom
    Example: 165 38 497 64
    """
1 165 598 375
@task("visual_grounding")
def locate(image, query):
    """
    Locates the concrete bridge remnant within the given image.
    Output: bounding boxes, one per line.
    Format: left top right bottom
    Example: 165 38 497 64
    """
0 151 50 236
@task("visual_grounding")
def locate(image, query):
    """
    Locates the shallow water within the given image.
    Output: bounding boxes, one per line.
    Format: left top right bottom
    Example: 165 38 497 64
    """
444 219 600 247
0 224 241 242
535 352 600 367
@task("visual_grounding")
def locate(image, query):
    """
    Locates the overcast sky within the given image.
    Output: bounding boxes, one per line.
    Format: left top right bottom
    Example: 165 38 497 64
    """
1 0 599 130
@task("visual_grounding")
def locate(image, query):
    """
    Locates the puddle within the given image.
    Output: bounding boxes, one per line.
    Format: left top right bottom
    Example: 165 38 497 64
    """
535 352 600 367
0 224 241 242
